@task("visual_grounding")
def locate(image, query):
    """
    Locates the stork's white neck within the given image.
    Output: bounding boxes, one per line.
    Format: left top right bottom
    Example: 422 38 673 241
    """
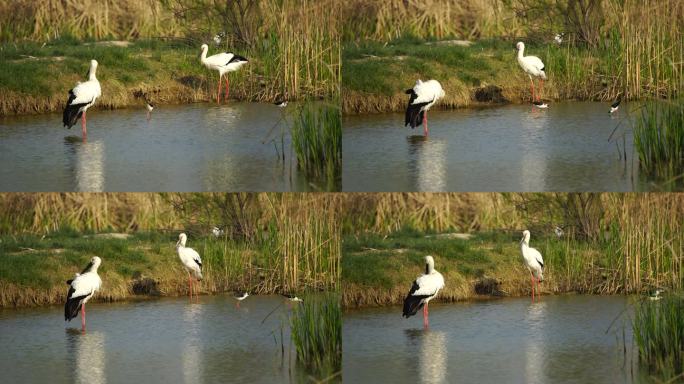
88 65 98 81
517 46 525 60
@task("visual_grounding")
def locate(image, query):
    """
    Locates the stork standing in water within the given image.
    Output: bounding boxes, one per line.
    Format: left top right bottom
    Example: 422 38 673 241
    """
63 60 102 139
520 230 544 301
200 44 249 104
177 233 203 299
405 80 445 136
65 256 102 331
403 256 445 328
516 42 547 107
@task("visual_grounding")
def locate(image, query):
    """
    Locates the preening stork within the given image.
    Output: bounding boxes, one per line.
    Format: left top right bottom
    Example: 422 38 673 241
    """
63 60 101 139
520 230 544 301
405 79 445 136
177 233 203 299
403 255 445 328
200 44 249 104
65 256 102 331
516 42 547 106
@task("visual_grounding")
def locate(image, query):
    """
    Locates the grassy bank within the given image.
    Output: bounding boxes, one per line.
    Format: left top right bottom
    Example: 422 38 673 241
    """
0 228 337 307
340 193 684 308
342 37 662 114
0 36 337 116
0 193 341 307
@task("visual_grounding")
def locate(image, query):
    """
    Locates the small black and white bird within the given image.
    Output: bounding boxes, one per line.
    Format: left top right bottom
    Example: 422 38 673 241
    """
282 293 303 302
233 291 249 308
211 226 224 238
176 233 203 299
402 255 445 328
554 226 564 239
610 96 621 114
533 100 549 109
63 59 101 139
274 100 288 108
520 230 544 301
200 44 249 103
65 256 102 331
405 79 445 136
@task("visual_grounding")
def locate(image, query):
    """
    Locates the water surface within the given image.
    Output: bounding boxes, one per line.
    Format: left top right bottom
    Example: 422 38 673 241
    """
0 295 308 383
343 295 643 383
343 102 648 191
0 103 326 191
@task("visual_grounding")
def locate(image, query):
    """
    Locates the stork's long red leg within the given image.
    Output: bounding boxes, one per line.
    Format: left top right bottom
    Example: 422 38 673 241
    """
81 112 87 140
225 76 230 101
539 79 544 102
530 274 535 302
188 274 192 299
81 303 86 331
423 112 429 136
423 303 429 328
529 78 535 103
217 75 222 104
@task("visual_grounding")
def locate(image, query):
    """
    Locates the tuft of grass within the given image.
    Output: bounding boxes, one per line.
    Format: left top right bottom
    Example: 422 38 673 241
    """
633 293 684 380
633 100 684 186
291 101 342 189
290 292 342 378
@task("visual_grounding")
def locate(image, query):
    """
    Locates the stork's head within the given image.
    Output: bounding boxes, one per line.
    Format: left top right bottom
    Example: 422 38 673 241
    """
520 230 531 244
200 44 208 52
424 255 435 274
516 41 525 51
177 233 187 247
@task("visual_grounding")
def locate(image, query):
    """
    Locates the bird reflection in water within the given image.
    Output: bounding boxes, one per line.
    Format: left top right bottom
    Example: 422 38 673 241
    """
65 329 106 384
64 138 105 191
182 302 204 384
524 300 548 384
405 329 448 384
407 136 448 191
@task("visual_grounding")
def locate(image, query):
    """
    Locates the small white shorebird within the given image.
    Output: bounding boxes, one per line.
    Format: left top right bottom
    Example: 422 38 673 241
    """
282 293 303 303
233 292 249 308
176 233 203 299
402 255 445 328
516 42 547 107
405 79 445 136
200 44 249 103
145 100 154 120
65 256 102 331
211 226 224 238
63 59 102 139
520 230 544 301
610 96 621 114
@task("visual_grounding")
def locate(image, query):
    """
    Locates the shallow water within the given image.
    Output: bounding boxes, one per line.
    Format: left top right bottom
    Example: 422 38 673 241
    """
0 295 308 383
0 103 326 191
343 295 644 384
342 102 651 191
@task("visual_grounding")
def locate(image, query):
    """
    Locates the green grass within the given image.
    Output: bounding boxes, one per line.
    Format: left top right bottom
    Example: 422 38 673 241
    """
342 37 630 114
0 228 337 307
342 225 680 308
290 292 342 378
633 293 684 380
634 100 684 187
0 35 338 116
291 101 342 190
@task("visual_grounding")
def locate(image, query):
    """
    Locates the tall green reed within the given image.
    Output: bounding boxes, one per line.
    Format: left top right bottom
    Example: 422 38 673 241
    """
290 292 342 377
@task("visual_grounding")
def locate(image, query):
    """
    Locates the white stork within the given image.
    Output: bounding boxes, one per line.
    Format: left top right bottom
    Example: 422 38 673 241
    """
405 79 445 136
516 42 547 106
403 255 445 328
65 256 102 331
63 60 101 139
200 44 249 104
177 233 203 299
520 230 544 301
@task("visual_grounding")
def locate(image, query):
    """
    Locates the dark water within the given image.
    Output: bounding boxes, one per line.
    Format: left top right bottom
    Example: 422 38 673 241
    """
0 103 325 191
0 295 309 383
343 295 644 384
342 102 650 191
